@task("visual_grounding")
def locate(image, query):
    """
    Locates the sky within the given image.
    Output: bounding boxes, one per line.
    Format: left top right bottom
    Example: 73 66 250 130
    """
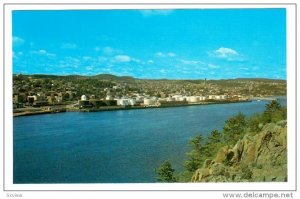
12 9 286 79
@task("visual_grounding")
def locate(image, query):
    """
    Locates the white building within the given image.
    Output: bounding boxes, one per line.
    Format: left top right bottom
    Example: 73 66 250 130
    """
215 95 222 100
172 95 183 101
106 95 114 100
128 99 136 106
199 96 206 101
166 97 175 102
116 98 136 106
135 96 144 103
143 98 157 106
187 96 199 103
117 99 129 106
220 95 228 100
208 95 216 100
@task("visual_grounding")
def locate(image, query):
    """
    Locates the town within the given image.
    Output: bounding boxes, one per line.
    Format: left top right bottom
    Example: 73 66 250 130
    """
12 74 287 116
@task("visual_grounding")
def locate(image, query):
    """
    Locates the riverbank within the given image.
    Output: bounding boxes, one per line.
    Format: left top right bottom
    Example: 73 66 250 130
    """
13 100 253 117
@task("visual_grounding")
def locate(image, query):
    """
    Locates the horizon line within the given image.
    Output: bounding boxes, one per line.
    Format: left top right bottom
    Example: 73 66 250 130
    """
12 73 287 81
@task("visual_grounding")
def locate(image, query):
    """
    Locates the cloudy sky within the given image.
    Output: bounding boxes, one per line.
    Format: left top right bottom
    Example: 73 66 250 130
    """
12 9 286 79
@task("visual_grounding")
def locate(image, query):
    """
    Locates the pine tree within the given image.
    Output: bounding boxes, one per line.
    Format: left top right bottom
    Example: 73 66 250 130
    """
155 161 176 182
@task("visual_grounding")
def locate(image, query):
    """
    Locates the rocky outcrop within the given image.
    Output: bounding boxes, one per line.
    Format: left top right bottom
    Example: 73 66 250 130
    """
192 120 287 182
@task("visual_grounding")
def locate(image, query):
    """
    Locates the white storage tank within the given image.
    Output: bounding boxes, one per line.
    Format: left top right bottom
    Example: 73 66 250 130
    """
81 95 87 101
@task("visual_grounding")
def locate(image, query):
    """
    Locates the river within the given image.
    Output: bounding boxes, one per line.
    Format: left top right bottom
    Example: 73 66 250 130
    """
13 97 286 183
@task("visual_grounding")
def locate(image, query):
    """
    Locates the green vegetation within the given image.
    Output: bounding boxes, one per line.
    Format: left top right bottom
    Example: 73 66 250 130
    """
223 113 247 146
13 74 286 105
263 100 286 123
155 160 177 182
155 100 286 182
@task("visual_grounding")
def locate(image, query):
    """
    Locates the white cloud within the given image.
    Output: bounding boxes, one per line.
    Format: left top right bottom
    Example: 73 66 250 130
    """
148 60 154 64
13 36 25 46
114 55 131 62
240 67 249 71
156 52 176 57
180 59 204 65
209 47 243 61
98 56 108 62
156 52 164 57
86 66 94 71
31 49 56 57
208 64 219 69
216 47 238 57
132 58 141 63
159 69 167 74
83 56 92 61
13 51 24 59
94 46 120 55
168 52 176 57
61 43 77 49
139 10 174 16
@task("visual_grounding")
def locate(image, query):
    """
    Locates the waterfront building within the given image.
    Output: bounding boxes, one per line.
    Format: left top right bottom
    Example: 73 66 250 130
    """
166 97 175 102
172 95 183 101
199 96 206 101
220 95 228 100
208 95 215 100
106 95 114 100
128 99 136 106
117 99 130 106
188 96 199 103
135 96 144 103
143 98 157 106
215 95 222 100
27 95 37 105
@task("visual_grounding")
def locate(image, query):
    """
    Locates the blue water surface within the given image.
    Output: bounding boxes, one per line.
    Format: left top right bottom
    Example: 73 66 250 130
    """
13 98 286 183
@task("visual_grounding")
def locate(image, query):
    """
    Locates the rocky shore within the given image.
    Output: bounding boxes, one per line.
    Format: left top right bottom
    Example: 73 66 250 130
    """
191 120 287 182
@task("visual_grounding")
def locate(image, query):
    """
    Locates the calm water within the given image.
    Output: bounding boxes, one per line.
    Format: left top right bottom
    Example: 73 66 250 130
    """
13 98 286 183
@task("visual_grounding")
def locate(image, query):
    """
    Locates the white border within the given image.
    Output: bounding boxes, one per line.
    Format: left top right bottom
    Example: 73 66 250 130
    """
2 2 297 191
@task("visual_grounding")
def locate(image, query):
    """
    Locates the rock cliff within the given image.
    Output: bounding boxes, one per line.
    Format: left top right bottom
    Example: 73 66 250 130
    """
192 120 287 182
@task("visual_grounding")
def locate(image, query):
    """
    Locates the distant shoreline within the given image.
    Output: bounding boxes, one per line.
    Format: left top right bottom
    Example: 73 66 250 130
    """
13 100 254 117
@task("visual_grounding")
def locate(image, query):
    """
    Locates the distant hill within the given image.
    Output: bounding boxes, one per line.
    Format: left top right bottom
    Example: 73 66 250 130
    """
13 73 285 83
92 74 136 81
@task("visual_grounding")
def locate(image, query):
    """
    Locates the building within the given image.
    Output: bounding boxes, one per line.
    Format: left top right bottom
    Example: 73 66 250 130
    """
199 96 206 101
27 95 37 105
187 96 199 103
166 97 175 102
128 99 136 106
106 95 114 100
220 95 228 100
117 99 130 106
143 98 157 106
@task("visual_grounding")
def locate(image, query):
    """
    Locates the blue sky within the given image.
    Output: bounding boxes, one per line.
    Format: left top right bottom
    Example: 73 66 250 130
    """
12 9 286 79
